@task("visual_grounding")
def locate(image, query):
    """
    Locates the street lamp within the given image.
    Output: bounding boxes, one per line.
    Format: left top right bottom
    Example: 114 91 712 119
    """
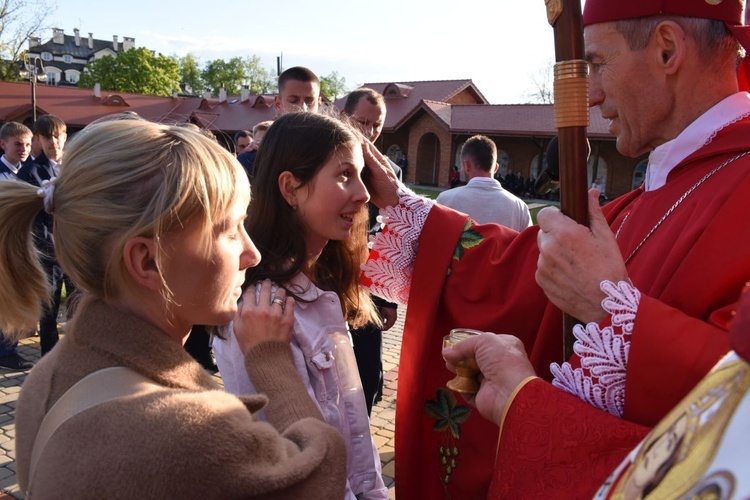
19 55 47 122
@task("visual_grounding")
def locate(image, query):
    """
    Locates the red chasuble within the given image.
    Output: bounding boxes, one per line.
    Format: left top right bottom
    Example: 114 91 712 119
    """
391 116 750 499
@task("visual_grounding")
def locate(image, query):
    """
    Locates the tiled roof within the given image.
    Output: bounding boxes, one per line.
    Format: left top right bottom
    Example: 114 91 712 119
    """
0 81 277 134
445 103 611 137
0 81 198 127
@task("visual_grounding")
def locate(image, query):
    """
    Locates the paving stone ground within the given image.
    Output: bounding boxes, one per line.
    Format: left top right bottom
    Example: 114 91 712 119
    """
0 308 405 499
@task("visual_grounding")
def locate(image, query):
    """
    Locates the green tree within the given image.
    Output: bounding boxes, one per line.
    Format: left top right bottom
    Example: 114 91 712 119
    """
319 71 348 100
178 52 203 95
79 47 181 97
201 56 246 96
245 55 276 95
201 55 276 97
0 0 56 81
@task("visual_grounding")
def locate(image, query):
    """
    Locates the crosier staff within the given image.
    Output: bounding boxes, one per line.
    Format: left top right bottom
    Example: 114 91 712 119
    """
545 0 590 360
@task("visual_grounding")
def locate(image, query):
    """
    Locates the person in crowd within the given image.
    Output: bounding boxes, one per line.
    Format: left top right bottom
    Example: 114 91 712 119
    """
18 115 76 357
3 119 346 498
237 66 321 180
341 87 401 414
358 0 750 497
0 121 34 370
436 135 531 229
274 66 321 115
237 120 273 179
233 130 252 155
449 165 460 188
214 112 388 499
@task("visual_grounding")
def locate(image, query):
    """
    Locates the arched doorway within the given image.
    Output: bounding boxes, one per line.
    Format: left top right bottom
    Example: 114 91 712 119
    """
416 133 440 185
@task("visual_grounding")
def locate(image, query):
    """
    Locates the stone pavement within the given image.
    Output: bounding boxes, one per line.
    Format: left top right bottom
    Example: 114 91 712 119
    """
0 309 406 499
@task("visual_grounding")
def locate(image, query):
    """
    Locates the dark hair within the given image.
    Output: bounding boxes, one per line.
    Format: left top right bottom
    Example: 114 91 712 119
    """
278 66 319 92
233 130 252 144
246 112 377 328
32 115 66 138
343 88 384 115
461 135 497 172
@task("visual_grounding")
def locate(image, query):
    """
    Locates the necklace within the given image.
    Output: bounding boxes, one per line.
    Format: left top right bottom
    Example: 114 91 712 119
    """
615 151 750 264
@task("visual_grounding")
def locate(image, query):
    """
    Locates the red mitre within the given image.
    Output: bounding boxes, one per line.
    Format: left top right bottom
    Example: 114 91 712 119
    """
583 0 750 91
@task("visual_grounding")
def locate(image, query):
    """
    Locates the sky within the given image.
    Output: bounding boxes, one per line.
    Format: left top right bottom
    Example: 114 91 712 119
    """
47 0 563 104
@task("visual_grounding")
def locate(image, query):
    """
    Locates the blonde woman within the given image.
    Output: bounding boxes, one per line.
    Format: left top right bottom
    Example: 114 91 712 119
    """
0 119 346 498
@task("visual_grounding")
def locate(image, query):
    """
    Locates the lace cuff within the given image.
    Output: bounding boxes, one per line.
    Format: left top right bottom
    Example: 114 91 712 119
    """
549 280 641 417
361 187 434 305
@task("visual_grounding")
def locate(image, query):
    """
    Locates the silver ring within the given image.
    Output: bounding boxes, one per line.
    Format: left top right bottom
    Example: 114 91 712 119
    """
272 297 284 307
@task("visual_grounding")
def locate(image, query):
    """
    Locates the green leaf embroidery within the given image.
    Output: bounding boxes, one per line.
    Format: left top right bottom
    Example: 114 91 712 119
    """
424 388 472 439
453 220 484 261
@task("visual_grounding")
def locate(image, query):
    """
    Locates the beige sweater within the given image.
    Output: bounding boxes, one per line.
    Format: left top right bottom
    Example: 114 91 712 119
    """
16 298 347 499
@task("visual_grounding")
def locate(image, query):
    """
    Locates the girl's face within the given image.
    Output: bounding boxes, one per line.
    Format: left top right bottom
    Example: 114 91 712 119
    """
161 183 260 332
293 143 369 256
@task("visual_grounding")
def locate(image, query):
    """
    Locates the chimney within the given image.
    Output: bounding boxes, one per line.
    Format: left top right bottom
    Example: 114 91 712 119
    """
28 37 41 49
240 85 250 102
202 88 212 99
88 33 93 49
94 83 101 98
219 86 227 103
112 35 118 52
123 36 135 51
52 28 64 44
74 28 80 46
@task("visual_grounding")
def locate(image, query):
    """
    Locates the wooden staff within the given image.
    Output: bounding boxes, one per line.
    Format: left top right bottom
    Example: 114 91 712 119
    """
545 0 590 361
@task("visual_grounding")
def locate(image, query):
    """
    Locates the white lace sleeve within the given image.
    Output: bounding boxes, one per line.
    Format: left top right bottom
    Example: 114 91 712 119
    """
361 187 434 305
549 280 641 417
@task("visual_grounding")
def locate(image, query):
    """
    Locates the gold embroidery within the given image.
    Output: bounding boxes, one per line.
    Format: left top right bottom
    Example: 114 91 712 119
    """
425 388 472 484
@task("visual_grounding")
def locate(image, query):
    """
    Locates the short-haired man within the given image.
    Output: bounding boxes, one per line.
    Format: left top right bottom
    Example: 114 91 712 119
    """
18 114 74 357
0 122 34 369
233 130 252 155
274 66 321 115
436 135 531 230
341 87 402 179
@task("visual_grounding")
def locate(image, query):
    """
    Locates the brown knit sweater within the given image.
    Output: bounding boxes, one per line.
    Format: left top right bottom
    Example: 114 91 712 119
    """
16 298 347 499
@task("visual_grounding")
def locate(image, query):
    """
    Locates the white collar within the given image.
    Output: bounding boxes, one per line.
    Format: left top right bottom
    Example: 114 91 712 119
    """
645 92 750 191
467 176 498 186
0 155 20 174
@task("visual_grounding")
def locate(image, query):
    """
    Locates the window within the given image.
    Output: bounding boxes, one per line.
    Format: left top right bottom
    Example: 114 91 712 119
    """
67 73 78 83
41 52 52 61
63 54 72 64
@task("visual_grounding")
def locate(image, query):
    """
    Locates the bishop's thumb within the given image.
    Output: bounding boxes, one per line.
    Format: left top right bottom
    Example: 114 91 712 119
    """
587 189 608 234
